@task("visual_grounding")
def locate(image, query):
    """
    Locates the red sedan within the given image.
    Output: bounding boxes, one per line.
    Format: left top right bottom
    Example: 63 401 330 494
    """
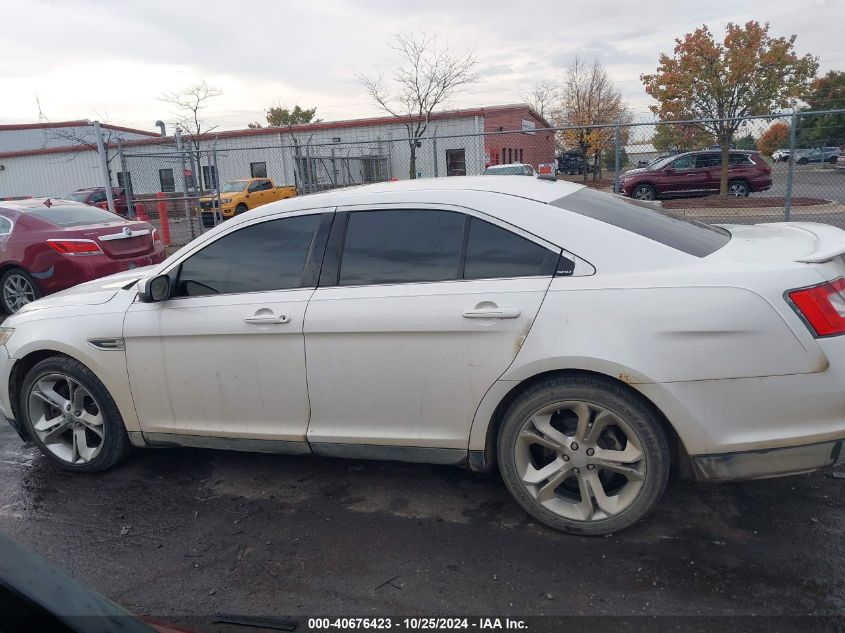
0 198 167 313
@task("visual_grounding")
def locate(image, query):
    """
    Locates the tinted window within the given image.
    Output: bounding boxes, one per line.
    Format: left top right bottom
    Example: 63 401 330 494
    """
670 155 695 169
340 210 464 285
695 153 721 168
27 205 120 227
729 153 753 165
464 218 556 279
551 189 730 257
0 217 11 235
176 214 320 296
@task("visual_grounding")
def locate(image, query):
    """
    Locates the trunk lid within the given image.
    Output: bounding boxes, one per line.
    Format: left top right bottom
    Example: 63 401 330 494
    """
78 221 156 259
708 223 845 267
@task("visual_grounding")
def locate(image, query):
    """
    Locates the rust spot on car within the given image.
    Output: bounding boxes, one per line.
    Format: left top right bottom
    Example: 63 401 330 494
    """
618 372 632 384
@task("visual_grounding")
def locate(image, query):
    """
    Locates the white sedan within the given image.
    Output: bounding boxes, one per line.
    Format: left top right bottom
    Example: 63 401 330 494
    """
1 176 844 535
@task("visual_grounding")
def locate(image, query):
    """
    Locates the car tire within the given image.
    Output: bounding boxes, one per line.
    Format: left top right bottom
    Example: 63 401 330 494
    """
797 157 809 165
235 203 248 215
632 184 656 201
0 267 42 315
828 155 838 165
497 375 670 535
21 356 132 473
727 180 750 197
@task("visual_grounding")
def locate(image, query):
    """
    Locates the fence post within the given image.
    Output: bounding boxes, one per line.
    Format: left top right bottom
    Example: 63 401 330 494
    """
117 139 135 219
432 132 439 177
212 142 222 226
186 150 198 241
93 121 116 214
613 122 622 194
784 112 798 222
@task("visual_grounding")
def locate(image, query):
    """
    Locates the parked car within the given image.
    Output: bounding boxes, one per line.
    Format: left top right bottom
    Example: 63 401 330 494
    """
2 177 845 535
0 198 166 314
483 163 535 176
557 153 591 175
0 531 195 633
794 147 840 164
198 178 296 225
619 150 772 200
772 149 790 162
64 187 128 216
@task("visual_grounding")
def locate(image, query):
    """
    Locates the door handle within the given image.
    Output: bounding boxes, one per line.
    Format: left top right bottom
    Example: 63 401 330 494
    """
462 307 521 319
244 314 290 324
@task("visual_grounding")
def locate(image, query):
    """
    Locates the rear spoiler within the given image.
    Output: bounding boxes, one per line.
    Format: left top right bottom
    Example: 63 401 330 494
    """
762 222 845 264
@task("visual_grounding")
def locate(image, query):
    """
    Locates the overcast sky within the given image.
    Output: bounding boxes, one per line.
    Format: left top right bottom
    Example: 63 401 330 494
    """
1 0 842 132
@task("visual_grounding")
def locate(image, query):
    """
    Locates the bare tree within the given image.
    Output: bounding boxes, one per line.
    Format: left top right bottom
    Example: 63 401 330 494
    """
358 32 480 179
159 80 222 147
558 58 628 183
522 80 560 120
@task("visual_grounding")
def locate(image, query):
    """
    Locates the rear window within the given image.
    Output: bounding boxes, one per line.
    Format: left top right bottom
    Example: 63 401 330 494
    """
550 188 730 257
26 205 121 227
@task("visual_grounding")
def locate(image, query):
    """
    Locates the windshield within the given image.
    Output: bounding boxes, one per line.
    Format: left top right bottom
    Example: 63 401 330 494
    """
63 192 90 203
550 188 730 257
648 155 677 170
27 205 122 227
220 181 248 193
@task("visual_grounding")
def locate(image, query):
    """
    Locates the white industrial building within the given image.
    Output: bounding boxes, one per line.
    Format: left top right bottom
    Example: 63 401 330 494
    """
0 105 554 199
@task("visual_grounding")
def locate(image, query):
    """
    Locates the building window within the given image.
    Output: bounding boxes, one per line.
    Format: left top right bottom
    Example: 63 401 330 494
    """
117 172 132 190
502 148 507 164
159 169 175 193
202 165 218 190
361 157 386 183
446 149 466 176
508 148 513 164
250 162 267 178
519 149 524 163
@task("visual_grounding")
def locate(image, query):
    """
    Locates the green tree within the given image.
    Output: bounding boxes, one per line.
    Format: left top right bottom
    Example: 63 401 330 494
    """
248 105 320 129
642 21 817 194
797 71 845 147
734 133 757 150
652 123 713 152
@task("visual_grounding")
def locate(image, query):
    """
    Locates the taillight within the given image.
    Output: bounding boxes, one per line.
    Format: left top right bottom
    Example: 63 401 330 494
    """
47 239 103 256
787 277 845 337
152 228 162 244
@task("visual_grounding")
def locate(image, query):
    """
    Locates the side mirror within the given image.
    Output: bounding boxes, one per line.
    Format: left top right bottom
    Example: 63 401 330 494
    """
138 274 171 303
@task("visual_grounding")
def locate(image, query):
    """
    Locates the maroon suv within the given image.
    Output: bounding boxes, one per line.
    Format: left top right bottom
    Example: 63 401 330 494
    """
619 150 772 200
64 187 129 216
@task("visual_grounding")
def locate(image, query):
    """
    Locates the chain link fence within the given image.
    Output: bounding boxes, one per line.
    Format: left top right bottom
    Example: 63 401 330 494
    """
114 109 845 247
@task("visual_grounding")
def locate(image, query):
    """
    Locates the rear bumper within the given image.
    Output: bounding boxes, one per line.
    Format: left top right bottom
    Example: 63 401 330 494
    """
691 438 844 482
39 247 167 295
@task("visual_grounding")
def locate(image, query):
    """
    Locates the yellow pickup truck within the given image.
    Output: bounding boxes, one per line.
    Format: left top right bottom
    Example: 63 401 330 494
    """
200 178 297 222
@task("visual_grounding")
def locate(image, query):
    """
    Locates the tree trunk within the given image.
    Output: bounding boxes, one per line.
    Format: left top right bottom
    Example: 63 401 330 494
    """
409 142 417 180
719 135 730 195
581 147 588 185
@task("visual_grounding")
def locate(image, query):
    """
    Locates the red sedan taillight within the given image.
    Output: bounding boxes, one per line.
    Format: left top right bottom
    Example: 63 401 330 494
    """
787 277 845 337
47 239 104 256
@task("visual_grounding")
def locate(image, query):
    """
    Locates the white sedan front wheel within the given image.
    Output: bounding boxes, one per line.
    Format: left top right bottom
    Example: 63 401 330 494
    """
21 357 131 472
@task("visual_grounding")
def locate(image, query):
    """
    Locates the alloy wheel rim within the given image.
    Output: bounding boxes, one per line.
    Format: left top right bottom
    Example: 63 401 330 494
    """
634 187 654 200
27 373 105 464
514 401 646 521
3 274 35 312
728 183 747 196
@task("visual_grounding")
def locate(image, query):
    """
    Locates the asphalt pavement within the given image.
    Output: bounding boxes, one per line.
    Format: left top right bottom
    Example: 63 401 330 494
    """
0 421 843 630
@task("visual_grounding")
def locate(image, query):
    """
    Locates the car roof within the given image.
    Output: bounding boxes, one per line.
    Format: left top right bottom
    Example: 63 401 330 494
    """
0 197 91 212
310 175 583 204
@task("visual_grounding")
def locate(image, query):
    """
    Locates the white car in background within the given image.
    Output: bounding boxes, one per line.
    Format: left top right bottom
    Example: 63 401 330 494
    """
1 176 845 535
